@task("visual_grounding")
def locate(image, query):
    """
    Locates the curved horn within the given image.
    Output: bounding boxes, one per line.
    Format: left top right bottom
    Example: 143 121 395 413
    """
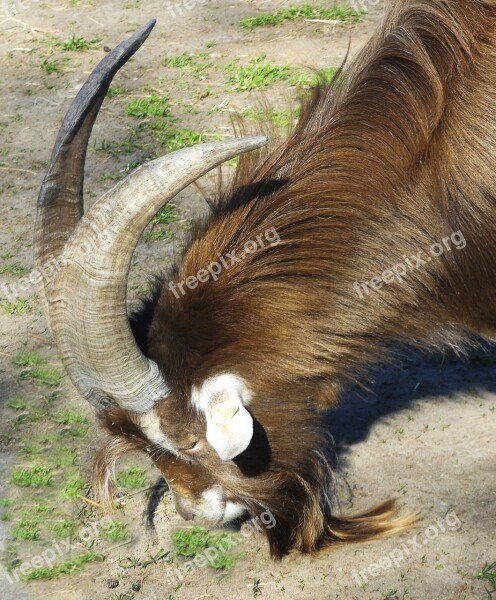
36 22 268 413
36 19 158 319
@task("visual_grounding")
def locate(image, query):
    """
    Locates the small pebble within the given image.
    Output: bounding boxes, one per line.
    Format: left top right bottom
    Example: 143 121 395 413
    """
106 578 119 589
132 582 142 592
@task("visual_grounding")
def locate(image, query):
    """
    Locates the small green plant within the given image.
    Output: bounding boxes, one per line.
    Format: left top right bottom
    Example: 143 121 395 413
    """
241 106 300 128
0 262 29 275
53 409 88 425
60 34 99 51
476 561 496 599
290 66 339 88
225 57 292 91
40 59 61 74
239 4 362 30
11 466 52 487
0 498 12 507
12 351 45 367
154 128 205 151
20 551 104 581
211 553 235 570
126 95 170 118
163 52 212 77
59 425 88 438
142 229 173 242
172 527 216 557
1 299 29 314
151 203 178 226
116 467 148 489
107 85 126 98
171 527 234 570
12 519 40 541
20 444 41 457
10 408 44 428
100 520 129 542
6 395 29 410
19 367 64 386
63 476 86 499
33 504 52 514
49 519 76 538
51 446 78 468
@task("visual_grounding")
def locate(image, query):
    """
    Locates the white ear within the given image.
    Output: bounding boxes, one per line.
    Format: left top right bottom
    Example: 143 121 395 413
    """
192 374 254 461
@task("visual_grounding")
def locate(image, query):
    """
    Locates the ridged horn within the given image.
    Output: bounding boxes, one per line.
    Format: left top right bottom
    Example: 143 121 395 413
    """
35 20 268 412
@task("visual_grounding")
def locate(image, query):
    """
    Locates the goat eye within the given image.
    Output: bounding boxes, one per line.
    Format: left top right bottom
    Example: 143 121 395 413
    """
181 441 199 452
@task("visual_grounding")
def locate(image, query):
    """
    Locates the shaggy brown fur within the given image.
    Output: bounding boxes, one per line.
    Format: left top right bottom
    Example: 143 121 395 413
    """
95 0 496 557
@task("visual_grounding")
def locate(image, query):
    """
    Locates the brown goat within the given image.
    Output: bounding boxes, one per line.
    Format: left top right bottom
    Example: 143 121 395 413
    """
36 0 496 559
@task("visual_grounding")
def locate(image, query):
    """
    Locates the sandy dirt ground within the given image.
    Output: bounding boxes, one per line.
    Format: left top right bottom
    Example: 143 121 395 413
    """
0 1 495 599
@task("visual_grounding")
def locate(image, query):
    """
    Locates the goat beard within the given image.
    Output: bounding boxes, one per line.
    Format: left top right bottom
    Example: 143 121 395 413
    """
242 451 417 559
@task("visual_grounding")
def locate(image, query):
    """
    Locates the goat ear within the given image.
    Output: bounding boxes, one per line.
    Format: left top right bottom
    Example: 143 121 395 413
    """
192 374 254 461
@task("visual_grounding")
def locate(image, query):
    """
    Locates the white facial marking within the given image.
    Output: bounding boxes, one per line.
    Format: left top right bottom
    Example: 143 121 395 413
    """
187 487 246 524
223 500 248 523
192 373 254 461
138 408 177 454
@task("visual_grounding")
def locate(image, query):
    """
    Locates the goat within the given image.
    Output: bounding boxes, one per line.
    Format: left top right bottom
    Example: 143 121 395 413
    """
36 0 496 558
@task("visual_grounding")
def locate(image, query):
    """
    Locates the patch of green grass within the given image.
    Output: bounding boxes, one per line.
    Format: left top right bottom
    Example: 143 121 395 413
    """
100 520 129 542
172 526 232 563
32 504 53 514
163 52 212 77
11 466 52 487
49 518 76 538
9 408 45 428
116 467 148 489
211 553 235 570
12 351 45 367
20 551 104 581
154 128 207 151
63 476 86 499
40 59 62 74
44 390 62 404
142 229 174 242
1 299 29 314
20 444 41 457
290 66 339 88
0 498 12 507
151 203 178 226
172 527 212 557
59 33 99 51
240 3 362 29
126 95 170 118
107 85 126 98
0 262 29 275
6 395 30 410
476 561 496 598
12 519 40 541
19 367 64 386
60 425 88 438
225 56 293 91
241 106 301 128
52 409 88 425
51 446 78 468
1 513 12 521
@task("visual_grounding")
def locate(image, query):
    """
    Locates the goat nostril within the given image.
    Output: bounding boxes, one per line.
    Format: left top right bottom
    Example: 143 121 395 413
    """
177 508 195 521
